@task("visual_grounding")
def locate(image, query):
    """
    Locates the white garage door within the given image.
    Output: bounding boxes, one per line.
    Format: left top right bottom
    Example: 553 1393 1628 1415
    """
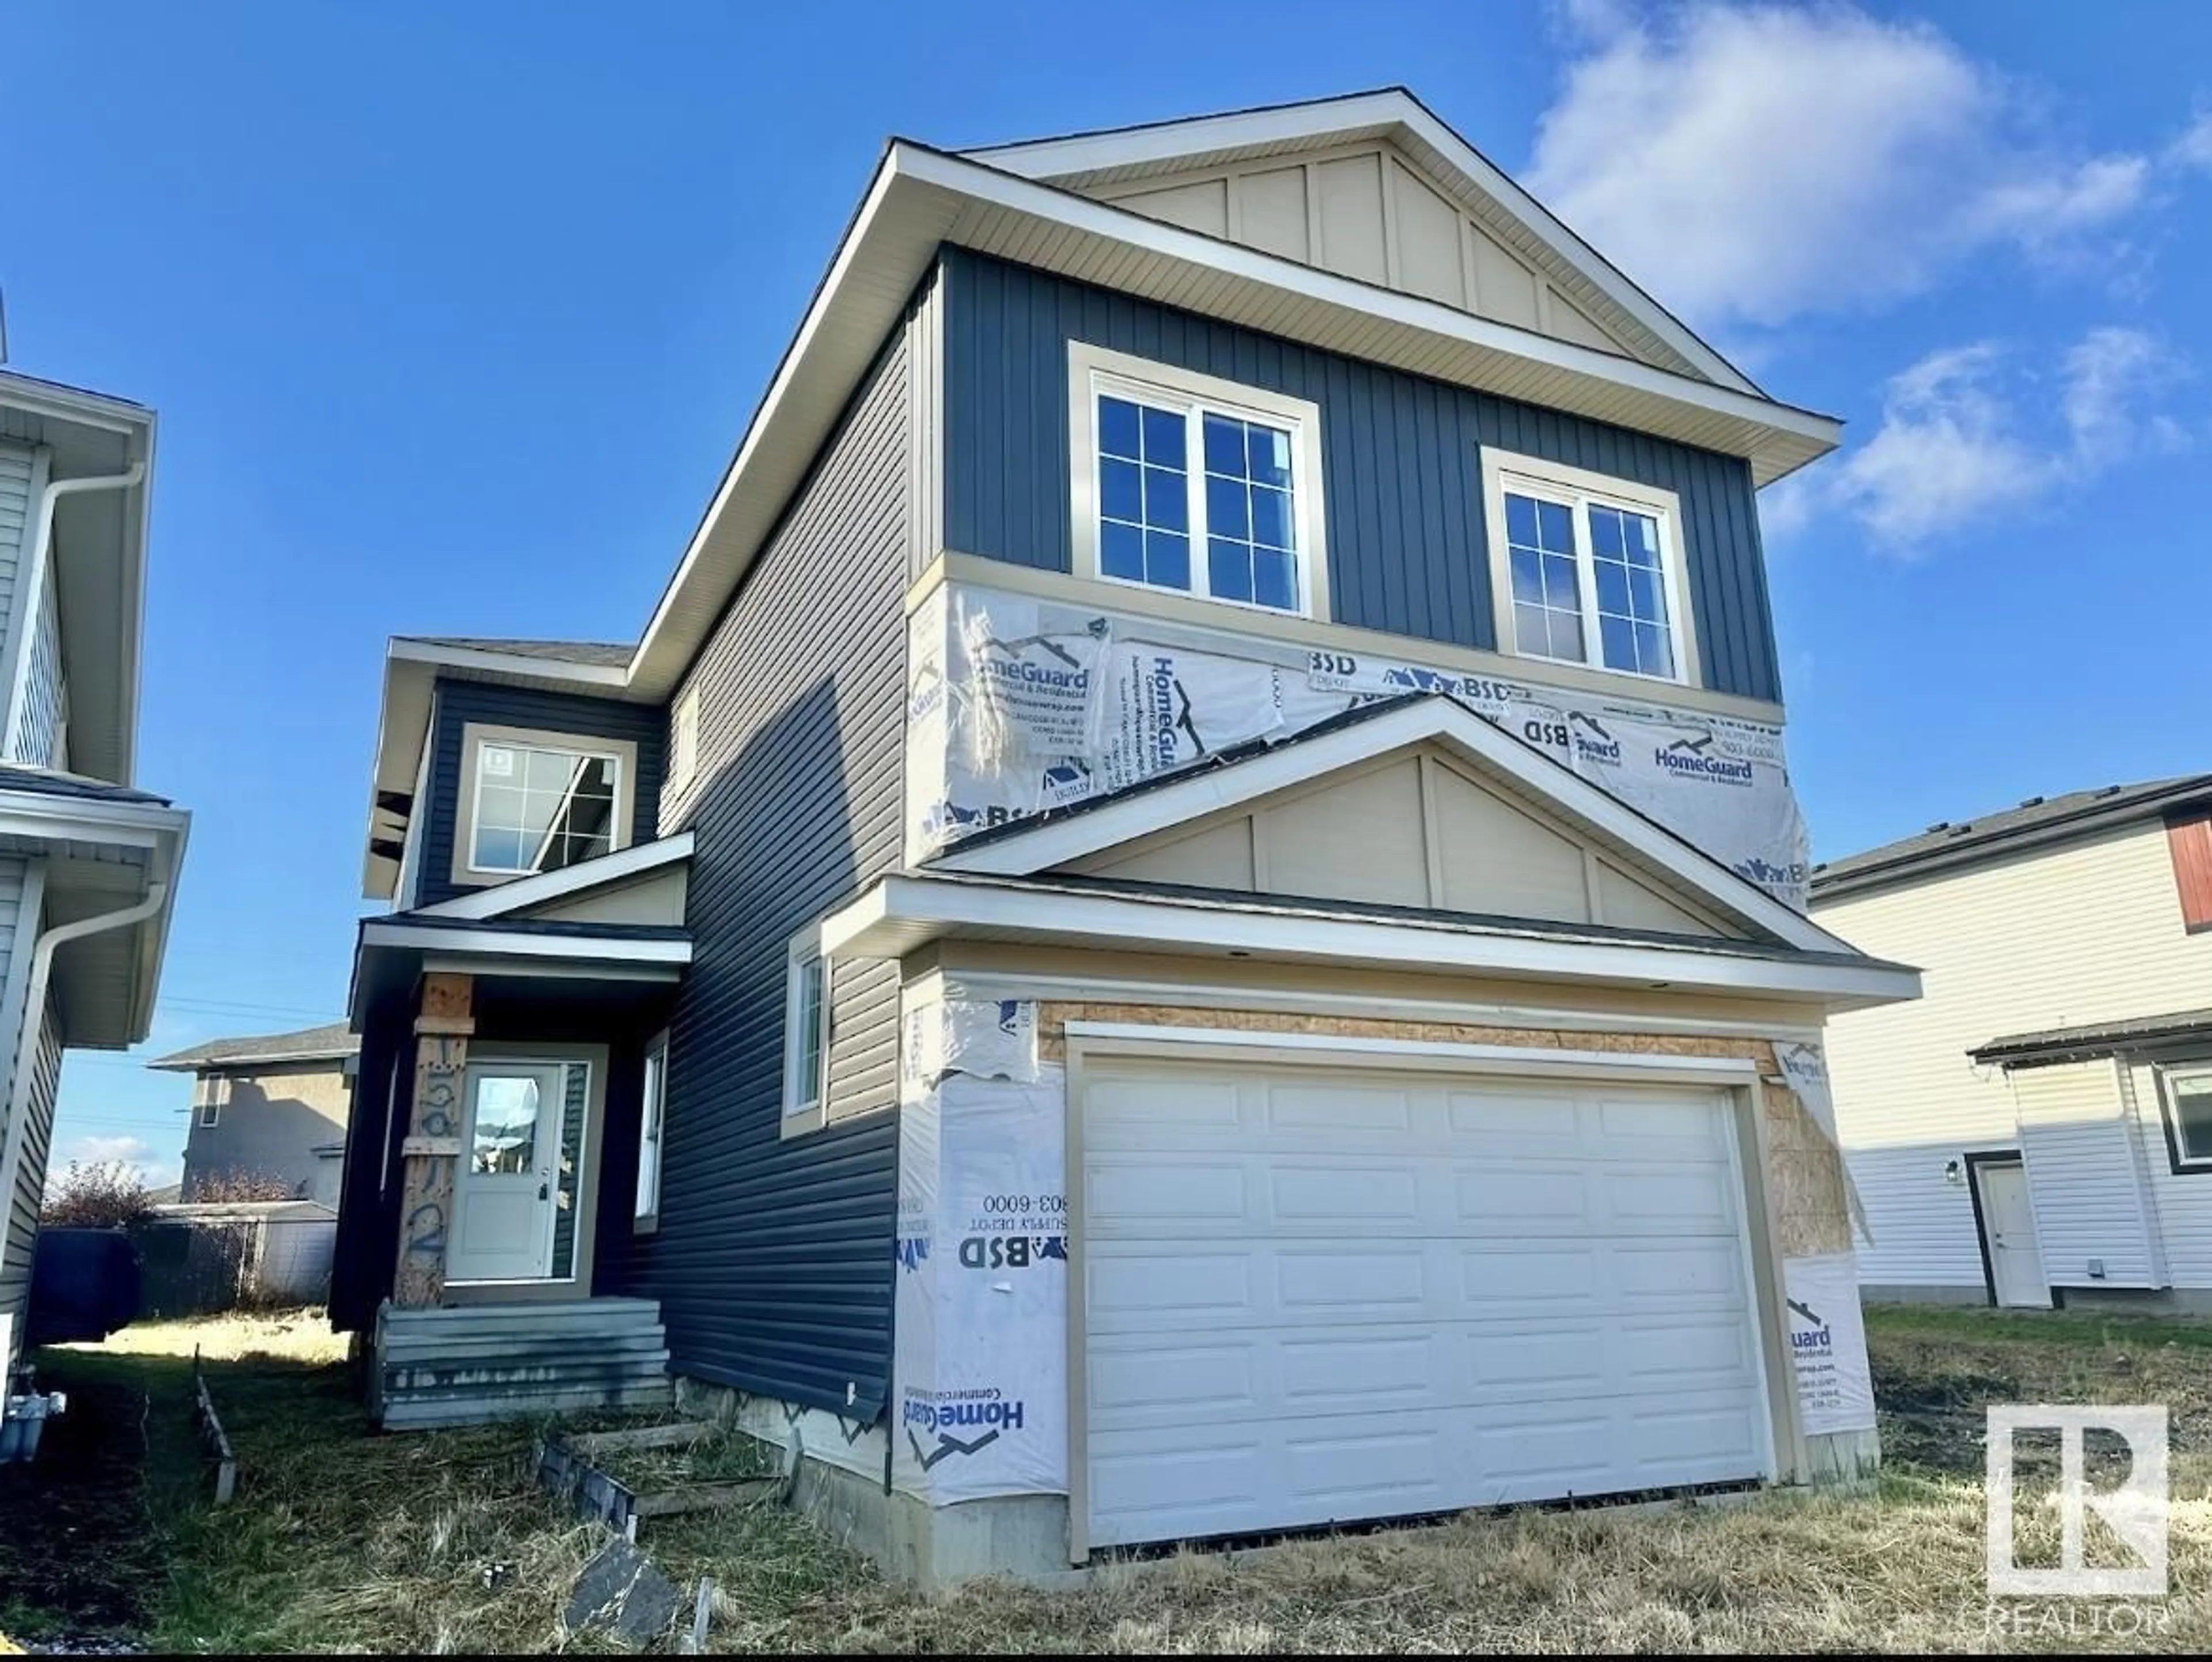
1081 1055 1772 1549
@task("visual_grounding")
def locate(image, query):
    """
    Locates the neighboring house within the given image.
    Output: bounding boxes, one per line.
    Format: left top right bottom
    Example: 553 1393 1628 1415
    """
0 370 194 1384
328 89 1918 1581
148 1021 359 1205
1815 777 2212 1312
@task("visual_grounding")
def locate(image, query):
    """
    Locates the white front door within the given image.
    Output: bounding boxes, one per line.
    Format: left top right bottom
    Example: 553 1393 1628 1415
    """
1081 1057 1772 1550
448 1061 565 1283
1976 1159 2050 1308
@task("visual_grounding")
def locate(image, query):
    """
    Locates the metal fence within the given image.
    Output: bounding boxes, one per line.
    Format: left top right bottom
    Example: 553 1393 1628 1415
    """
132 1203 336 1318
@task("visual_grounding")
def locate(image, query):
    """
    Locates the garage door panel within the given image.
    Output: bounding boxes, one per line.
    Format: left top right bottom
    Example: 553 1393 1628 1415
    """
1088 1248 1252 1320
1267 1080 1415 1132
1083 1061 1771 1549
1089 1342 1256 1418
1088 1157 1249 1224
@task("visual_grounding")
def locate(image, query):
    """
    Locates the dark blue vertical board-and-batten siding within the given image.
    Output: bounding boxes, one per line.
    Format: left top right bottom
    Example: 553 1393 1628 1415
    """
938 247 1782 704
414 683 668 909
593 313 913 1421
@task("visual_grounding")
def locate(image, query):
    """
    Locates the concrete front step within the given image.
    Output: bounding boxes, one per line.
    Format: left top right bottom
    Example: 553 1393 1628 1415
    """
384 1354 672 1395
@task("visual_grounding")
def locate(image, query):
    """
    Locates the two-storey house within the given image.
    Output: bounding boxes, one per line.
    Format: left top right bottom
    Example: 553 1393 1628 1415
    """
328 89 1917 1581
150 1021 359 1205
1815 777 2212 1312
0 370 192 1392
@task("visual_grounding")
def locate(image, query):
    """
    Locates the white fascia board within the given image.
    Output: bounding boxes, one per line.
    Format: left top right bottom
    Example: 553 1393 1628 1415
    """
928 696 1851 955
0 790 187 847
825 874 1922 1009
410 832 696 921
964 90 1755 397
359 921 694 965
0 372 153 436
902 146 1838 458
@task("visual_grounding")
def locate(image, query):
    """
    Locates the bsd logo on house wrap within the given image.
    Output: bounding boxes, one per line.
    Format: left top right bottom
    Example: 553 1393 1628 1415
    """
1654 732 1755 786
957 1234 1066 1270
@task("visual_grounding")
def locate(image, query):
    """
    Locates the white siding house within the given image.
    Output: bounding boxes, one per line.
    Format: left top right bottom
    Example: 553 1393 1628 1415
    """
0 372 191 1388
1813 779 2212 1308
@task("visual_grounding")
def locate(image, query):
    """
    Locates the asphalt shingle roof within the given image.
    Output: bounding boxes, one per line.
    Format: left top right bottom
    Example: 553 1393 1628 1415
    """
147 1020 358 1073
0 766 171 806
401 636 632 668
1812 774 2212 895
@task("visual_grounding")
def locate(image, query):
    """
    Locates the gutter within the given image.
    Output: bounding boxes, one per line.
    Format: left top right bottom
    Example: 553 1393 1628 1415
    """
0 874 173 1292
1 461 146 762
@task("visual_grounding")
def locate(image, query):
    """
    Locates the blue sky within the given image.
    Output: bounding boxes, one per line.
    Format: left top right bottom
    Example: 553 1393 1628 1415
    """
12 0 2210 1184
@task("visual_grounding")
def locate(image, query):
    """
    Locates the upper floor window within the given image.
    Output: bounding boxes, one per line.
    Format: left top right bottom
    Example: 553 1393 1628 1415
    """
1070 344 1330 620
454 723 637 887
1480 450 1695 686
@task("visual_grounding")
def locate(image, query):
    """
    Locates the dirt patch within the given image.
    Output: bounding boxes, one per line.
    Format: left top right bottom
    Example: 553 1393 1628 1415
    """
0 1369 160 1644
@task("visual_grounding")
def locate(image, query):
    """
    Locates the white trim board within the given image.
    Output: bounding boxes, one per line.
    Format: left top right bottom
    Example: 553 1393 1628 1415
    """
825 873 1921 1010
412 832 694 921
927 695 1846 955
359 920 692 966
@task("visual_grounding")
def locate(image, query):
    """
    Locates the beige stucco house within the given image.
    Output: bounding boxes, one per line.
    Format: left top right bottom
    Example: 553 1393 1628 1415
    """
1813 775 2212 1309
150 1021 358 1205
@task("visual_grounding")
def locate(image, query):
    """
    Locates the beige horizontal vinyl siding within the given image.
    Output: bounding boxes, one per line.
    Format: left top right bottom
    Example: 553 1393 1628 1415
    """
2010 1060 2160 1288
1817 821 2212 1292
2124 1058 2212 1286
0 446 33 693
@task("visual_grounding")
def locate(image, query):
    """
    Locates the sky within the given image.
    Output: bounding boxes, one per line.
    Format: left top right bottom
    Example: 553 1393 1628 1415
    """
9 0 2211 1188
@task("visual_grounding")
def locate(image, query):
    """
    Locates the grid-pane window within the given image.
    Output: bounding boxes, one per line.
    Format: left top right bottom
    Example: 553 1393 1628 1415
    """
471 743 620 874
1506 493 1585 665
1097 395 1191 593
1589 505 1675 679
1498 470 1682 683
1091 373 1310 615
1202 412 1299 611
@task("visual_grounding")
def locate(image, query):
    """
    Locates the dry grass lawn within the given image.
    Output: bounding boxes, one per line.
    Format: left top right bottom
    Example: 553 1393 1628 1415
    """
9 1302 2210 1652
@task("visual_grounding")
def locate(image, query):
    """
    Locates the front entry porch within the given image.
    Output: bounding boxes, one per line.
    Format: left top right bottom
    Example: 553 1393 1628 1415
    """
342 849 692 1428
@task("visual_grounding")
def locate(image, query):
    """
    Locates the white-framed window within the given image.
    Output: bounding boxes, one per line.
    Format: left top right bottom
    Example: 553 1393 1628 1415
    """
1069 343 1330 619
1479 449 1696 686
2160 1065 2212 1171
198 1095 220 1130
782 933 830 1127
453 723 637 887
669 687 700 797
634 1031 668 1225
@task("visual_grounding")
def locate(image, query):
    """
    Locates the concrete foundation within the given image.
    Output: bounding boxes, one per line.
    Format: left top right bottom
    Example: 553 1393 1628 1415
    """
1862 1284 1990 1307
2058 1285 2212 1315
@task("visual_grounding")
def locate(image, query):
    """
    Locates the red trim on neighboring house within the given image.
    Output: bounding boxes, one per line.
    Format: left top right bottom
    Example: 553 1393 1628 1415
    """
2166 811 2212 933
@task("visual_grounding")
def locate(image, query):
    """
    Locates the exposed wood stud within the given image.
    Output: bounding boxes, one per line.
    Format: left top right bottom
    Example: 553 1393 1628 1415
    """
394 973 474 1307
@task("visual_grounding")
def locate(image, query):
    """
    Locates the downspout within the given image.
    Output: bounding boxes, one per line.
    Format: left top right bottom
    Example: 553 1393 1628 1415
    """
1 463 144 760
0 874 173 1327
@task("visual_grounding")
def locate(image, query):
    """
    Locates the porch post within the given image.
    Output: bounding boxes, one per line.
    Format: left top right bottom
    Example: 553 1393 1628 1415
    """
393 972 474 1307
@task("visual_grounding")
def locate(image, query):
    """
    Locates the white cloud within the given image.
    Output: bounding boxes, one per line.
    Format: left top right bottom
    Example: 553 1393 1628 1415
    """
1526 5 2183 330
1807 327 2188 547
52 1133 179 1191
2169 111 2212 173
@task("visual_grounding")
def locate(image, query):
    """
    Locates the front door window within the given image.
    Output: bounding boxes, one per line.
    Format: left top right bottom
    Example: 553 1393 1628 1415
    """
448 1061 570 1283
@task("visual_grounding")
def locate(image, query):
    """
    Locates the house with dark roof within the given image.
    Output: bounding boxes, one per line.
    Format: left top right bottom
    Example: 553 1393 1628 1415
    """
0 370 192 1399
1812 775 2212 1312
149 1022 359 1205
326 88 1920 1581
